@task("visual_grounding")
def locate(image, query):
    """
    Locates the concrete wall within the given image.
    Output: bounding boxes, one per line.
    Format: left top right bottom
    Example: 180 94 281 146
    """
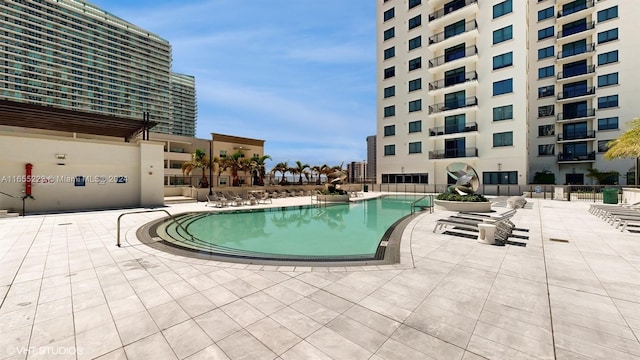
0 132 164 213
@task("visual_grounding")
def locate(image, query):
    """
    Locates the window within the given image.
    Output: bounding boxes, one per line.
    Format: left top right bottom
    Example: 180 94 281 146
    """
538 105 554 117
483 171 518 185
409 120 422 133
598 6 618 22
383 8 395 22
538 46 554 60
598 29 618 44
409 0 421 10
493 25 513 44
409 99 422 113
444 20 466 39
408 57 422 71
538 65 555 79
493 79 513 96
598 95 618 109
408 15 421 30
493 105 513 121
598 117 619 130
538 7 554 21
538 125 554 137
538 26 554 40
383 47 395 60
493 0 512 19
598 140 611 153
493 131 513 147
384 86 395 98
383 27 395 41
408 36 422 50
384 66 395 79
493 52 513 70
598 50 618 65
382 173 428 184
409 78 421 92
409 142 422 154
384 144 396 156
538 144 555 156
538 85 555 98
598 73 618 87
384 105 395 117
384 125 395 136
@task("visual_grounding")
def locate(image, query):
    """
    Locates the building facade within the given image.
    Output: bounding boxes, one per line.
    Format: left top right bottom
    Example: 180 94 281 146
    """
366 135 377 180
0 0 195 136
377 0 638 186
170 73 197 137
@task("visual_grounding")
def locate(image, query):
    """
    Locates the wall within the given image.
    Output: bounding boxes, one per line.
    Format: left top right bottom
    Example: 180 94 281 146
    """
0 132 163 213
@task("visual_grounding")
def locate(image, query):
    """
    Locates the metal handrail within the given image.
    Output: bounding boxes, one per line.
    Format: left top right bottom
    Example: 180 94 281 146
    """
428 20 477 45
429 0 477 22
557 0 595 18
557 43 595 59
1 191 33 216
411 195 434 214
429 71 477 91
116 209 194 247
429 122 478 136
428 45 477 68
557 21 595 39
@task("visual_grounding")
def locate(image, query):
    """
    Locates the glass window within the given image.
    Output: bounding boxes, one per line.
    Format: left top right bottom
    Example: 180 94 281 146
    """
538 144 555 156
538 105 554 117
538 125 554 137
483 171 518 185
538 46 554 60
538 26 554 40
598 6 618 22
384 66 395 79
538 85 555 98
598 50 618 65
538 7 554 21
493 105 513 121
383 27 395 41
409 120 422 133
409 142 422 154
383 47 395 60
493 131 513 147
598 29 618 44
598 117 619 130
598 73 618 87
408 57 422 71
384 125 395 136
409 78 421 92
493 79 513 96
493 25 513 44
408 15 421 30
383 8 395 22
409 99 422 113
538 65 555 79
493 52 513 70
408 36 422 50
384 86 395 98
598 140 611 153
384 144 396 156
598 95 618 109
384 105 395 117
493 0 513 19
409 0 421 10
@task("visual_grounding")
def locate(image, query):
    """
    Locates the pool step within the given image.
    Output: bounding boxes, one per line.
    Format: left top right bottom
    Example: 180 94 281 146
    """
0 209 20 218
164 196 198 204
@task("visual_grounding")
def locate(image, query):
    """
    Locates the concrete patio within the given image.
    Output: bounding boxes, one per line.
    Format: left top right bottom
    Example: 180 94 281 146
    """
1 194 639 359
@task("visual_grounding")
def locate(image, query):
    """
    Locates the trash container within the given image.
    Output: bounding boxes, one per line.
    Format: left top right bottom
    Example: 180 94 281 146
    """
602 188 618 204
363 184 369 192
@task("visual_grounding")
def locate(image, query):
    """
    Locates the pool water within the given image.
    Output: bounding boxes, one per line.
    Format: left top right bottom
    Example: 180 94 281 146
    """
153 194 430 261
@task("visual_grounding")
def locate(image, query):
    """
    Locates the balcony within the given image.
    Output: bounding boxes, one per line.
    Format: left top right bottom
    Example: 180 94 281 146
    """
557 43 595 61
428 46 477 70
428 71 477 92
428 0 477 22
557 0 595 19
557 130 596 142
557 21 595 40
429 96 477 115
557 108 596 122
557 151 596 163
428 20 477 48
557 65 596 81
557 86 595 101
429 122 478 137
429 147 478 160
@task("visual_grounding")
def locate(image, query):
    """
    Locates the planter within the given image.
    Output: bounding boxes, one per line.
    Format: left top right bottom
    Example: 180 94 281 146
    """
434 199 491 212
316 194 350 203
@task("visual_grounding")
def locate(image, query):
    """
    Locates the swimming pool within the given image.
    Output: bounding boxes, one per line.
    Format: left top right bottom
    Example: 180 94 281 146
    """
140 194 432 264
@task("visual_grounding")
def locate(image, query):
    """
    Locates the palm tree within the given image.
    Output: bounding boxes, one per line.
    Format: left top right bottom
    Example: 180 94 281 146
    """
250 155 271 185
227 151 247 186
182 148 210 188
292 161 310 184
271 162 289 185
605 117 640 185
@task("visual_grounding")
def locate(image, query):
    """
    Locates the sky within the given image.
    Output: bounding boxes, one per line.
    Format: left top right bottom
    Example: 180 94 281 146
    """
89 0 377 169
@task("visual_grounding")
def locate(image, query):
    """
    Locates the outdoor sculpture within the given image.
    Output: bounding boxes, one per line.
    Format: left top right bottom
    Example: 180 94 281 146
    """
446 162 480 195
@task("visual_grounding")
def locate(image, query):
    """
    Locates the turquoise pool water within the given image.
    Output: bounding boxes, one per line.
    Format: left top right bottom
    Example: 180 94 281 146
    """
153 195 430 261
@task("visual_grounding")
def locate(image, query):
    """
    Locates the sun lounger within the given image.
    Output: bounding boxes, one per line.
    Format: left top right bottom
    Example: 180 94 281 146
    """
206 194 225 208
619 219 640 232
433 209 519 244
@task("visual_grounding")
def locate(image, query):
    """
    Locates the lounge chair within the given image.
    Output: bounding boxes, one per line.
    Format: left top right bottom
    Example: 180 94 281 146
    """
206 194 224 208
433 209 519 244
223 191 243 206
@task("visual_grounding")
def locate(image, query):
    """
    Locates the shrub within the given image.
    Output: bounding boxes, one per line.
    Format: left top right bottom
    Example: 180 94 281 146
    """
436 193 488 202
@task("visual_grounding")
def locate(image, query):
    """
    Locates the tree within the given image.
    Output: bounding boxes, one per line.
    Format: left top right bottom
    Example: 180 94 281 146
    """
271 162 289 185
586 168 620 185
226 151 248 187
182 148 210 188
292 161 310 184
604 117 640 185
249 154 271 186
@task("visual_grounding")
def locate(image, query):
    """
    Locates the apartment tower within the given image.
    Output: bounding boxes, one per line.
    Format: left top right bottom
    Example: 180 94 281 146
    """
170 73 197 137
377 0 639 186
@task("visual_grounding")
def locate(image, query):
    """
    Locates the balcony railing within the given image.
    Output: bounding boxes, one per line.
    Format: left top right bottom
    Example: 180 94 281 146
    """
557 0 595 18
557 86 595 100
557 108 596 121
428 71 477 91
557 65 596 80
429 96 478 114
428 20 477 45
557 43 595 59
429 46 477 68
429 147 478 160
429 0 477 22
557 130 596 141
557 21 595 39
429 122 478 136
557 151 596 162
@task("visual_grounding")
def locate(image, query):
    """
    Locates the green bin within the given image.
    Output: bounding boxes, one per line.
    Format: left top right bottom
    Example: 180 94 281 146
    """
602 188 618 204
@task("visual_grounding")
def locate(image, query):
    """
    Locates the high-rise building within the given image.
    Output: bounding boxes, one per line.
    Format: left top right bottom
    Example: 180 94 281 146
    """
170 73 197 137
0 0 195 136
377 0 639 186
366 135 377 180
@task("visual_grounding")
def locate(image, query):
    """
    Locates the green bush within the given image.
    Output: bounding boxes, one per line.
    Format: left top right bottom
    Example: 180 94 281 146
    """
436 193 488 202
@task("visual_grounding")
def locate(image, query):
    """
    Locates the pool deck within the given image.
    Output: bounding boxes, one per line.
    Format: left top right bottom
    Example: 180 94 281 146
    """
1 193 639 359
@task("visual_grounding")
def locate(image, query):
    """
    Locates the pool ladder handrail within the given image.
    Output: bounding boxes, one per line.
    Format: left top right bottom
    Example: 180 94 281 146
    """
116 209 194 247
411 194 434 214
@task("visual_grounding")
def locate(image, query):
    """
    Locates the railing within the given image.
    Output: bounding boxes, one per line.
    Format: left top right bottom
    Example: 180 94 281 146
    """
116 209 193 247
411 195 434 214
429 122 478 136
428 46 477 68
429 71 477 91
557 43 595 59
0 191 33 216
557 65 595 80
429 0 477 22
557 151 596 162
557 108 596 121
429 147 478 159
428 20 477 45
429 96 477 114
557 86 595 100
557 21 595 39
557 0 595 18
557 130 596 141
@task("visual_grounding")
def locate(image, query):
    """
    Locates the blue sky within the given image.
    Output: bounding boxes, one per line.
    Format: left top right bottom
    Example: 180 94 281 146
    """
90 0 377 168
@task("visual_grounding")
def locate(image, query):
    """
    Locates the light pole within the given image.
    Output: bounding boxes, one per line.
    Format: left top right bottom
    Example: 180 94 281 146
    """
209 139 213 196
